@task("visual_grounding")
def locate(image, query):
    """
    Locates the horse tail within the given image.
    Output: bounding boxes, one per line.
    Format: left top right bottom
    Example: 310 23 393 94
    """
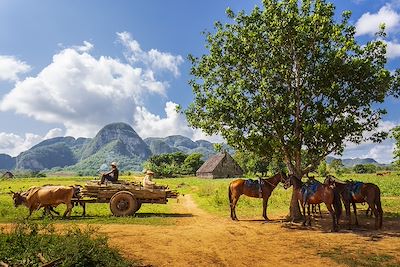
228 183 233 206
375 186 383 212
333 187 342 221
375 186 383 228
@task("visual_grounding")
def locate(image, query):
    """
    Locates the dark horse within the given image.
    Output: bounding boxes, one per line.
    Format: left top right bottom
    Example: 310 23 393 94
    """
324 175 383 230
228 172 287 221
284 175 342 232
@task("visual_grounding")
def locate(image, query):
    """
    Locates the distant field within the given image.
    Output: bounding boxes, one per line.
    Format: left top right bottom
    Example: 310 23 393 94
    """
0 173 399 223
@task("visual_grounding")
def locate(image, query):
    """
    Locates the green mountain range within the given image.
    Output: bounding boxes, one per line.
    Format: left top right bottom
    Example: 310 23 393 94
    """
1 122 384 174
0 122 219 173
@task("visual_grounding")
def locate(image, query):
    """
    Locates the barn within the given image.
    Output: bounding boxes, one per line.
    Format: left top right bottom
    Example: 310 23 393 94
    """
1 171 14 179
196 152 243 179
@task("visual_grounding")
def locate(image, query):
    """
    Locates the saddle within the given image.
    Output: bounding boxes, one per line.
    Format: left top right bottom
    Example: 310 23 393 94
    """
301 183 320 204
244 179 262 189
347 181 364 197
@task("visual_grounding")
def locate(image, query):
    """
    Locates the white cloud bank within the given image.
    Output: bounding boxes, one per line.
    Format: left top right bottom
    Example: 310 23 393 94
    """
0 33 184 138
355 4 400 36
341 120 397 164
0 32 223 156
133 101 224 143
0 56 31 82
0 128 63 157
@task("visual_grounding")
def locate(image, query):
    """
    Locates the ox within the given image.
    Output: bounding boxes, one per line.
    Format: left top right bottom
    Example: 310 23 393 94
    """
12 185 75 219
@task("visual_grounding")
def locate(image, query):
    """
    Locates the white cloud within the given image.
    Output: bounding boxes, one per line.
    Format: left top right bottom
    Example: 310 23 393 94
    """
0 128 63 157
44 128 64 139
117 31 184 77
0 55 31 82
342 139 395 164
133 101 224 143
385 40 400 59
0 33 182 137
355 4 400 36
342 120 397 163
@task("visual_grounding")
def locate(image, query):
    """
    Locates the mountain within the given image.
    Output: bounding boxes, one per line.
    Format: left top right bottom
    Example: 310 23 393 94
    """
0 122 227 173
15 136 90 171
16 142 77 171
0 154 16 170
144 136 216 160
326 156 383 167
80 122 151 160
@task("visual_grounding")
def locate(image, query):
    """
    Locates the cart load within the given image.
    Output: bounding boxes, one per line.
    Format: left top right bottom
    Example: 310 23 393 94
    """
78 181 179 216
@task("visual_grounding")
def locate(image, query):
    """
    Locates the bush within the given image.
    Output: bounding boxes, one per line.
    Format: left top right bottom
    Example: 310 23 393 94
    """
0 221 139 267
353 164 377 174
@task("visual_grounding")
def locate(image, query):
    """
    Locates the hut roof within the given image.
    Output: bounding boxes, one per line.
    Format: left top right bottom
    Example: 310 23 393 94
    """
196 153 226 173
1 171 14 178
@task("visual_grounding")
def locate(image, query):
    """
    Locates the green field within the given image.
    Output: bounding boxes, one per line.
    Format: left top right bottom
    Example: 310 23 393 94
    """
1 173 399 223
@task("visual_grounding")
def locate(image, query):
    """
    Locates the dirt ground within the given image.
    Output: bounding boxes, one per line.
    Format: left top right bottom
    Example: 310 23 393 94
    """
99 195 400 267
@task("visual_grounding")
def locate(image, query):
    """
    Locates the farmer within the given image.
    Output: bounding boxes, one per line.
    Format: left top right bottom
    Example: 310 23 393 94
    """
143 170 156 189
100 162 119 184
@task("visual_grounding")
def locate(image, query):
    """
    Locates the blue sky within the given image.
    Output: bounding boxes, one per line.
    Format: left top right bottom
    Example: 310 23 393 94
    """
0 0 399 163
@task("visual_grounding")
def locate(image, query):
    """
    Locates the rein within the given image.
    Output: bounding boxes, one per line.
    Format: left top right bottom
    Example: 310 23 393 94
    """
262 174 284 188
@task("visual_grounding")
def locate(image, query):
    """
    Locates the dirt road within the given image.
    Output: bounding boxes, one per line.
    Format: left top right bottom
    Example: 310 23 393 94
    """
100 195 400 266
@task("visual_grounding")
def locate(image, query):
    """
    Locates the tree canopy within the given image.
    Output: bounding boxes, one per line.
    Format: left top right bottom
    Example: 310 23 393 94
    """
186 0 399 178
393 126 400 167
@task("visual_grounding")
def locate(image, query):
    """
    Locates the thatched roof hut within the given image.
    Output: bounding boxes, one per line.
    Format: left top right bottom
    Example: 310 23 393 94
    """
196 152 243 179
1 171 14 179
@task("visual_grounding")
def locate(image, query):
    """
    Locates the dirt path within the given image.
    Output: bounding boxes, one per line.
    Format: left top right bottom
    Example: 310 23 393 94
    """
99 195 400 266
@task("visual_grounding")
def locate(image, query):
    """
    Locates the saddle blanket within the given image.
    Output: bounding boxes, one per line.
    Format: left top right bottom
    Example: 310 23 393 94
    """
301 183 320 203
348 181 364 196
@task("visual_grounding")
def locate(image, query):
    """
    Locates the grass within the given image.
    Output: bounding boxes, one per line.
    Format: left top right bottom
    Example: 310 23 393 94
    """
1 173 400 223
318 247 397 267
0 221 140 266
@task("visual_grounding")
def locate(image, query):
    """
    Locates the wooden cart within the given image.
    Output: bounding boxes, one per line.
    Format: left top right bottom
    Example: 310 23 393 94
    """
75 181 179 217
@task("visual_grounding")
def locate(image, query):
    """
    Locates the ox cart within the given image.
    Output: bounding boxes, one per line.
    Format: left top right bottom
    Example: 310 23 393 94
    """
74 181 179 217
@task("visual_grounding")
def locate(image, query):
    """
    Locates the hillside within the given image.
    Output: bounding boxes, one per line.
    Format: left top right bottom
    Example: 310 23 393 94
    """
144 136 216 160
0 123 220 173
2 122 350 173
0 154 16 170
326 156 383 167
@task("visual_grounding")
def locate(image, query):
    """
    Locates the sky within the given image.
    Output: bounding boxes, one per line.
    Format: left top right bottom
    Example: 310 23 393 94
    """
0 0 399 163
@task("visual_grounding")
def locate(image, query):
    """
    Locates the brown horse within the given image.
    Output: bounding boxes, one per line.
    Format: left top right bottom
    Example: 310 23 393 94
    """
228 172 287 221
284 175 342 232
324 175 383 230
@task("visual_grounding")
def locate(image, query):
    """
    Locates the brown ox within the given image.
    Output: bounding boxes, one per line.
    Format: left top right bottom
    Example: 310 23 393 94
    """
12 186 74 218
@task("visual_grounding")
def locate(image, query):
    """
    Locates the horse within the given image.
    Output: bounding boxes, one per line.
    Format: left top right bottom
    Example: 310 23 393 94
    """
228 172 287 221
324 175 383 230
284 175 342 232
306 175 322 218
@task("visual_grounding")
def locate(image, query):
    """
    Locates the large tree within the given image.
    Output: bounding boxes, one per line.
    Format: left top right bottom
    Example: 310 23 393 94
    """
185 0 399 219
393 126 400 168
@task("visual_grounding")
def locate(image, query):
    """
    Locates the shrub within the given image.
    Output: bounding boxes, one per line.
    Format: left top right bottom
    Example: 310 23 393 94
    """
0 221 139 267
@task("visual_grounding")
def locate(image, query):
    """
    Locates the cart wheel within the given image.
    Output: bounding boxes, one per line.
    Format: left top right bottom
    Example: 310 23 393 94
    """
134 201 142 213
110 191 138 216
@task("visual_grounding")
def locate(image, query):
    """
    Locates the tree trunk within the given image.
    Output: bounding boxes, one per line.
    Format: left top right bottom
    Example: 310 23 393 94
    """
288 188 303 222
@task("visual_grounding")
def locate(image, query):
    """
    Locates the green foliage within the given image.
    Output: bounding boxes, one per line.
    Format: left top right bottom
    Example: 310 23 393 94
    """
0 222 138 266
144 152 204 177
393 126 400 168
233 150 269 175
329 159 344 176
185 0 399 178
181 153 204 175
317 160 328 177
213 143 223 153
353 164 377 174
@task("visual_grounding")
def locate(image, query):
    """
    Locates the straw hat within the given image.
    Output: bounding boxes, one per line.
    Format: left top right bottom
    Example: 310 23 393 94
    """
111 162 117 167
146 170 154 175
